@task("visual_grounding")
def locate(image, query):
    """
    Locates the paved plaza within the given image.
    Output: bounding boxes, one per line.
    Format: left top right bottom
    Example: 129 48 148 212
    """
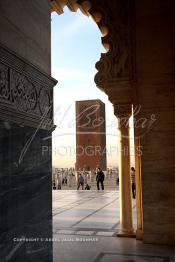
53 191 175 262
52 190 136 236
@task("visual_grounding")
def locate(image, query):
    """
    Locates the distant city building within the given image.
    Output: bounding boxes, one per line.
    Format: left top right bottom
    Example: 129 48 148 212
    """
75 99 107 171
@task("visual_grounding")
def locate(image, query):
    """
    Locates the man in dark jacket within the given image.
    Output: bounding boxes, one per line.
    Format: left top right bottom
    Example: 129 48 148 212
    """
77 173 84 190
96 168 105 190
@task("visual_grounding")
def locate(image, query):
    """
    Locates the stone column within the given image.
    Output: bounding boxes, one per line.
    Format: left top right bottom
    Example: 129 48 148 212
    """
114 104 135 237
134 130 143 240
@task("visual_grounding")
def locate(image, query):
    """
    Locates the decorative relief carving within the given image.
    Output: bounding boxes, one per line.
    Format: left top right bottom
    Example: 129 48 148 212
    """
0 65 52 118
114 103 132 118
92 0 135 90
0 63 10 102
76 0 135 91
38 88 51 116
0 45 57 130
11 71 38 113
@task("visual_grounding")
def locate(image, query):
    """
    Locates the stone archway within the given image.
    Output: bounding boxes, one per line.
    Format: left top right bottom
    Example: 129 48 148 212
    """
1 2 175 261
51 0 143 239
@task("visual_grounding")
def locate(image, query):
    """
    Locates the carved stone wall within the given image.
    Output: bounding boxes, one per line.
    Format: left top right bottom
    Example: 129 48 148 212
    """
0 44 57 130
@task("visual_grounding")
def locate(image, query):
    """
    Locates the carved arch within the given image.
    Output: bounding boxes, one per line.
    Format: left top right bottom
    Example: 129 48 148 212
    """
51 0 110 52
51 0 135 95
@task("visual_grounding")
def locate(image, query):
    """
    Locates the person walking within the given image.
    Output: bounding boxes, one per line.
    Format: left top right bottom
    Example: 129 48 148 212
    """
77 173 84 190
96 167 105 190
131 167 136 199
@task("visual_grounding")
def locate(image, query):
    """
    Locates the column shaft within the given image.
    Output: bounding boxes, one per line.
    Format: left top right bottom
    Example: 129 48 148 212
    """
114 104 135 237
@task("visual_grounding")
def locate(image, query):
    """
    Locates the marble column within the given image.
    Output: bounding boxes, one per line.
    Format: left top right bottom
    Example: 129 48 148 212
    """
114 104 135 237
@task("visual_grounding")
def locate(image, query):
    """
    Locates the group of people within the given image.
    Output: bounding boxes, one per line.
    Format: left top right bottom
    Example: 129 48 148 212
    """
77 166 136 199
52 166 136 199
77 167 105 191
53 168 75 189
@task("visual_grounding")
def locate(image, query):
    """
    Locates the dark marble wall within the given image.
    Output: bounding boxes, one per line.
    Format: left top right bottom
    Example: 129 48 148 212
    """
0 0 56 260
0 121 53 261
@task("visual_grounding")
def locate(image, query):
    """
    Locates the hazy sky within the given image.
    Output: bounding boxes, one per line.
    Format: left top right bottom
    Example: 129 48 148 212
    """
51 7 128 168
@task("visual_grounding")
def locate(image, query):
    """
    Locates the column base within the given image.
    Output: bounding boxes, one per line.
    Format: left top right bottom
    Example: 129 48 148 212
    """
136 229 143 240
117 229 136 238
